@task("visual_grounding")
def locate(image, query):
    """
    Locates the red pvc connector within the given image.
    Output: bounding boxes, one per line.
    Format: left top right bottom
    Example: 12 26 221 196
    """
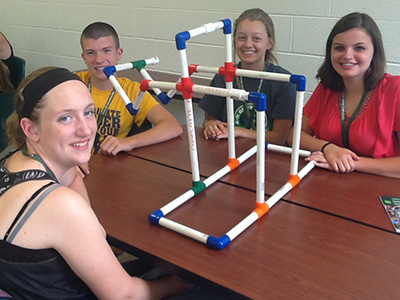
179 77 194 99
188 64 198 76
140 80 151 92
218 62 236 83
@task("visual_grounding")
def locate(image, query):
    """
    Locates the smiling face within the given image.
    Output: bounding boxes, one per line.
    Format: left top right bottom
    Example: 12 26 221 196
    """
81 35 123 88
234 19 272 71
32 80 97 170
331 28 374 85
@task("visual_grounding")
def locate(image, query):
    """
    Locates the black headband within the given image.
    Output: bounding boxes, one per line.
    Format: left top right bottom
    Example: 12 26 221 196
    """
20 68 83 119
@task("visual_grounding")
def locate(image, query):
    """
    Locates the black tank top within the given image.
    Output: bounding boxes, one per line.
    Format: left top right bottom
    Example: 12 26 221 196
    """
0 151 97 299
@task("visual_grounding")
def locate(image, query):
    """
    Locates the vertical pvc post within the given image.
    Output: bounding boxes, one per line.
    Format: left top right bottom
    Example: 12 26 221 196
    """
248 92 266 204
176 31 201 183
220 19 236 160
289 75 306 175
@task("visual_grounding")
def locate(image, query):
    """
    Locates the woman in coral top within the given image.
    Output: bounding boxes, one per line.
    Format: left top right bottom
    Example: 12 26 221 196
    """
290 12 400 178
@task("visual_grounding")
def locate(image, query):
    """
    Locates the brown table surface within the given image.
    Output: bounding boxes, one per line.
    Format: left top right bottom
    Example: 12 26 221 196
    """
85 153 400 300
126 127 400 232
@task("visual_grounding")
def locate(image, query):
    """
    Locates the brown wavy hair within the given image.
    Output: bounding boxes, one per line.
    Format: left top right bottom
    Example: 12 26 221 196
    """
6 66 57 148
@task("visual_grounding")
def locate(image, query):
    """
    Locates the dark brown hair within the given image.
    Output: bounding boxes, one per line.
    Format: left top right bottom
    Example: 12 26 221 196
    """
317 12 386 92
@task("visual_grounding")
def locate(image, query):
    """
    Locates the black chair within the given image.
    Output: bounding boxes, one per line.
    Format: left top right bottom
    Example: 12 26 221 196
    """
5 56 26 90
0 91 15 153
127 118 153 136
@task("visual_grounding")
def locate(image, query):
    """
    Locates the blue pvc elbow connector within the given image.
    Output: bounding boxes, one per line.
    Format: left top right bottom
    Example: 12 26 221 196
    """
290 74 306 91
221 19 232 34
158 92 172 105
148 210 164 224
103 66 116 78
207 234 231 250
126 103 138 116
175 31 191 50
248 92 267 111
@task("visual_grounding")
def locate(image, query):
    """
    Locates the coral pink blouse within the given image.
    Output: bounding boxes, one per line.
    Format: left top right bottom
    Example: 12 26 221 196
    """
304 74 400 158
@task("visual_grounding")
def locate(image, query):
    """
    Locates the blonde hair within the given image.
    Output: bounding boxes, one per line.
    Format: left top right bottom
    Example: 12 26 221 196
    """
233 8 277 64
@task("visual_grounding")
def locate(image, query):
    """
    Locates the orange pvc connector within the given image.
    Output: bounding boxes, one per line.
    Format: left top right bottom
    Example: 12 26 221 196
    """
227 157 240 170
253 202 270 218
288 173 301 187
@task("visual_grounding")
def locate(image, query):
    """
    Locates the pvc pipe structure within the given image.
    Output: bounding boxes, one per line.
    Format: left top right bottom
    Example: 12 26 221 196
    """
146 18 312 250
102 57 174 113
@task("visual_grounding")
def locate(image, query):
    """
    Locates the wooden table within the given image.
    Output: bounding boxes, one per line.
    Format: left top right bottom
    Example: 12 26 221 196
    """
85 153 400 300
127 127 400 232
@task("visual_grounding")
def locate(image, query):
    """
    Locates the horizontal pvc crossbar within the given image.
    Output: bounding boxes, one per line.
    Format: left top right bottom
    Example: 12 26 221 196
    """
236 69 291 82
103 57 159 77
147 80 260 102
266 143 311 157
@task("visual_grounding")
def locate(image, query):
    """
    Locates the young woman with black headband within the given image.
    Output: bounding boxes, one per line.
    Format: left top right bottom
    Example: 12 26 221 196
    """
0 67 191 299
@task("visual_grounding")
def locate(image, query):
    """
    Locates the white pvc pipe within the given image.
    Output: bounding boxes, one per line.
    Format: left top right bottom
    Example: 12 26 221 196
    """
290 91 305 175
235 69 291 82
203 165 231 187
192 85 249 100
226 85 236 159
132 91 145 111
266 143 311 157
237 145 257 164
188 21 225 38
226 212 259 241
108 75 131 106
297 160 315 179
194 65 220 74
184 98 201 182
256 110 266 204
178 49 190 78
114 62 133 72
160 190 195 215
144 57 159 66
159 217 209 243
139 69 163 95
225 32 232 64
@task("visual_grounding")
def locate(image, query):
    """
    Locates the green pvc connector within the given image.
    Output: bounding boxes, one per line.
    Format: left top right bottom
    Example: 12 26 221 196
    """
131 60 147 71
191 181 206 195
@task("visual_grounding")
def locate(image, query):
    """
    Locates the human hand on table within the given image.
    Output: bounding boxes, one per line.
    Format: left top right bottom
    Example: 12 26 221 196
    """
306 144 359 173
203 120 228 140
100 135 131 156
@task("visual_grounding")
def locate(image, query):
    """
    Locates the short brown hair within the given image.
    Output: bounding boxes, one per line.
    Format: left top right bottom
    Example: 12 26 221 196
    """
80 22 120 50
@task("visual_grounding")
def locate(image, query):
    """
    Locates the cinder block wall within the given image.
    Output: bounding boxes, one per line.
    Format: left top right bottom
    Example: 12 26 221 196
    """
1 0 399 100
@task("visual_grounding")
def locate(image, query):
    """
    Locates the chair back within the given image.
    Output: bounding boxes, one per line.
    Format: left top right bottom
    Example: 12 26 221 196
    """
8 56 25 89
0 91 15 152
127 118 153 136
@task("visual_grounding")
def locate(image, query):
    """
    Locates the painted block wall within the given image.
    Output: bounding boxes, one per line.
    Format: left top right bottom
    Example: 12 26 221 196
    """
1 0 399 101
